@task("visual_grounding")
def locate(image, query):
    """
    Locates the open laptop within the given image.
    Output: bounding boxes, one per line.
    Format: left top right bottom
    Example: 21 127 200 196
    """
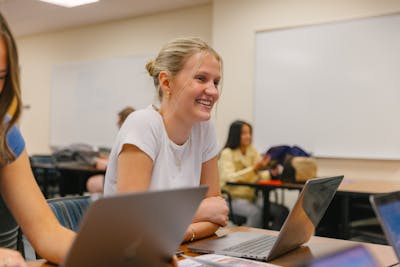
370 191 400 262
297 245 380 267
188 176 343 262
61 186 208 267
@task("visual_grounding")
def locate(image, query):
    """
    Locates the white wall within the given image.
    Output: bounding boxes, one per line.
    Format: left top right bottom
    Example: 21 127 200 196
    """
17 4 212 154
16 1 400 181
212 0 400 181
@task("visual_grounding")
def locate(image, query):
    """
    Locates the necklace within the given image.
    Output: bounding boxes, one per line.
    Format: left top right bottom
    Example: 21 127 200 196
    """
171 135 191 171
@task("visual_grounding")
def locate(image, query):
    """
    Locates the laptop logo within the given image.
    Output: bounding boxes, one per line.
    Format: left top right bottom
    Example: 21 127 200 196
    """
123 237 143 262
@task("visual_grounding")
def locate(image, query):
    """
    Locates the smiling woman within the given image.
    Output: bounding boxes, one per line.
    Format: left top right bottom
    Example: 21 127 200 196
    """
103 37 229 244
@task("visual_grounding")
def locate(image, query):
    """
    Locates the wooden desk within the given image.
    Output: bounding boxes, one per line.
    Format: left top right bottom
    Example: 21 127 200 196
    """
28 227 398 266
227 179 400 239
182 227 398 266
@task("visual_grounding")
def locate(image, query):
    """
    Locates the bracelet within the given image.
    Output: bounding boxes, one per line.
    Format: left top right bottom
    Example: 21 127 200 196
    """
189 226 196 242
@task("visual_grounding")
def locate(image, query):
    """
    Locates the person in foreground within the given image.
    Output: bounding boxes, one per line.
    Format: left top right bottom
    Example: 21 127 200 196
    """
219 120 288 229
0 13 75 266
104 37 229 242
0 14 178 267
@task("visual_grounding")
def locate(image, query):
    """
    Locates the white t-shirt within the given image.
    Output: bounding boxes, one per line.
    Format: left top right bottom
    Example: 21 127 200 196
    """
104 106 219 195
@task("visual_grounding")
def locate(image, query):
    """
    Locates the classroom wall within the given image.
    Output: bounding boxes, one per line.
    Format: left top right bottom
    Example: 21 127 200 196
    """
16 1 400 181
212 0 400 181
17 4 212 153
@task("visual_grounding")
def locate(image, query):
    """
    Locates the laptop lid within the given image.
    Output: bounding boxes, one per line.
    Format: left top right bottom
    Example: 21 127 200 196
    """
298 245 379 267
188 176 343 261
267 175 343 260
62 186 208 267
370 191 400 261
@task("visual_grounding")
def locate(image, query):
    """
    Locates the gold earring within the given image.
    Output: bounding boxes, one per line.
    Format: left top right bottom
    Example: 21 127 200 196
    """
166 91 171 99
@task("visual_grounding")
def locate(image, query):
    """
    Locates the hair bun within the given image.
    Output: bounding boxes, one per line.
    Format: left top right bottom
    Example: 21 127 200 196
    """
145 60 155 77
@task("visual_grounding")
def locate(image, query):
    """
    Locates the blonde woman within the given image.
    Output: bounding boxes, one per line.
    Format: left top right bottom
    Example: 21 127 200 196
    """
104 37 229 242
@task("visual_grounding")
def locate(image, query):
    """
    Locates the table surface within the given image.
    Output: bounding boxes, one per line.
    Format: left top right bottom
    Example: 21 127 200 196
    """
26 226 398 267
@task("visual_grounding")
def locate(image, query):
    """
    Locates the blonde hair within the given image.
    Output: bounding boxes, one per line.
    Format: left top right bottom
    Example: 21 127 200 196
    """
146 37 222 100
0 13 22 165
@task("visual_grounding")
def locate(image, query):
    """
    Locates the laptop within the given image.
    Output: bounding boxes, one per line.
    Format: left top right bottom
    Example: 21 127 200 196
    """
297 245 380 267
188 176 343 261
370 191 400 262
61 186 208 267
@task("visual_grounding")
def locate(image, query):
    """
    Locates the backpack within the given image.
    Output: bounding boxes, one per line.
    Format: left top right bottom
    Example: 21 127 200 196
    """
281 156 317 183
266 145 311 164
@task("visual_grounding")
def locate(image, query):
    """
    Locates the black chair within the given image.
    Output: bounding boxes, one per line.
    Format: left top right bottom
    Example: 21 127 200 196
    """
29 155 60 198
221 189 247 226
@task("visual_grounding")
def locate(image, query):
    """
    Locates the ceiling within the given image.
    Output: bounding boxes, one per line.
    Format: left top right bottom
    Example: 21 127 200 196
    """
0 0 211 37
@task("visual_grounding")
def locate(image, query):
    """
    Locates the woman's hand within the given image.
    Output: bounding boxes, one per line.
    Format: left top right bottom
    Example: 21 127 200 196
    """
192 196 229 227
253 154 271 172
0 249 27 267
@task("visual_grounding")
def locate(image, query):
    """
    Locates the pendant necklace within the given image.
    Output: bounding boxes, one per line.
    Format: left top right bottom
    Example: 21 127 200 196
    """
172 135 191 172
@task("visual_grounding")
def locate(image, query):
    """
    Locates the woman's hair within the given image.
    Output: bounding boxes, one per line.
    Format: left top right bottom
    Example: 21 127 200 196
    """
224 120 252 149
118 106 135 124
145 37 222 100
0 13 22 165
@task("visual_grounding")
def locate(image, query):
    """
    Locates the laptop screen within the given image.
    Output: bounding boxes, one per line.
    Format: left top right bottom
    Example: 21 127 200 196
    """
305 245 379 267
374 195 400 255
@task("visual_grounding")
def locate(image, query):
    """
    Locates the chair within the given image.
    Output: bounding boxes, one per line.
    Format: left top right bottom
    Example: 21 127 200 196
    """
221 189 247 226
29 154 60 198
47 195 93 231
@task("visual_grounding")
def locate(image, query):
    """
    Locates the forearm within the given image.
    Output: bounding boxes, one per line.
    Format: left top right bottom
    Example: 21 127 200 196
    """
33 226 75 264
220 166 259 185
192 196 228 226
182 222 219 243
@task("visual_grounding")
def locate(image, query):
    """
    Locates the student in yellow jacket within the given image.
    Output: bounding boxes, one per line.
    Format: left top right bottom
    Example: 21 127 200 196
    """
219 120 288 229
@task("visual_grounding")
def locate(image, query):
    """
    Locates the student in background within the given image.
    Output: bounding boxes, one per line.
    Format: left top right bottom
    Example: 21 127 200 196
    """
86 106 135 194
0 13 74 266
104 37 229 242
219 120 288 229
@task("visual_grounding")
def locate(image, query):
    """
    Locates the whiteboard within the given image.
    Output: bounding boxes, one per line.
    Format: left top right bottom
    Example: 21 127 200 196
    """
51 55 156 148
254 14 400 160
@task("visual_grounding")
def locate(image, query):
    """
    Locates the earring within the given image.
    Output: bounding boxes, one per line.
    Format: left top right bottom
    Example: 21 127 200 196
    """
166 91 171 99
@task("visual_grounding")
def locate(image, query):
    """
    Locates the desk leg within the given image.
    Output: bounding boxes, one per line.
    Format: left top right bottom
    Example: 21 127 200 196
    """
262 189 272 229
340 196 350 239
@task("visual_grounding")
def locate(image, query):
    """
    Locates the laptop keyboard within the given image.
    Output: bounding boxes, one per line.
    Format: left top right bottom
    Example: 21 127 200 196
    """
223 235 278 255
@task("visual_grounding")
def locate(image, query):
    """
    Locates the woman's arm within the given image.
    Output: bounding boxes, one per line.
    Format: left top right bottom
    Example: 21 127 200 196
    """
0 150 75 264
219 148 270 185
184 156 228 241
116 144 153 193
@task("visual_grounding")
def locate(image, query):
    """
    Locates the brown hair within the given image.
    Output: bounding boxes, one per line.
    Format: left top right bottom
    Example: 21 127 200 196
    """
118 106 135 126
0 13 22 165
145 37 222 100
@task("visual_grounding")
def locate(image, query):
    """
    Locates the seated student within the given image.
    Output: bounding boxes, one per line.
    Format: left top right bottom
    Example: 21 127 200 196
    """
219 120 288 229
104 37 229 242
0 15 178 267
0 13 75 266
86 106 135 194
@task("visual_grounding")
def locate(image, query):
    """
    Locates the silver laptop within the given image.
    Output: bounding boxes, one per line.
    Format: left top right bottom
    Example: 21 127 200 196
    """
370 191 400 262
188 176 343 261
61 186 208 267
